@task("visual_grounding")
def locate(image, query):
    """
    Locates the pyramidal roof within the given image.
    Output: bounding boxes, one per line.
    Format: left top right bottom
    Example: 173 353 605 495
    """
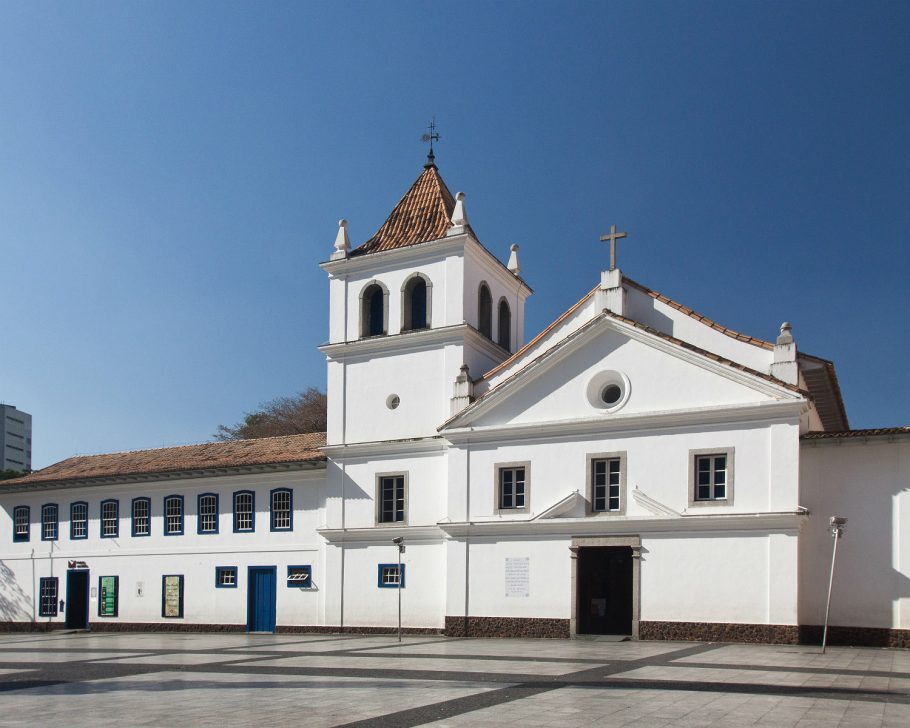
350 163 457 257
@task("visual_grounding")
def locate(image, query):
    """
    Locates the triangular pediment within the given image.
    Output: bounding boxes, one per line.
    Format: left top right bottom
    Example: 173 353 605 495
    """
443 315 803 430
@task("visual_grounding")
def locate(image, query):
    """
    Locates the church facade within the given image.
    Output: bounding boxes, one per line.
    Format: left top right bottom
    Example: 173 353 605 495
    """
1 159 907 645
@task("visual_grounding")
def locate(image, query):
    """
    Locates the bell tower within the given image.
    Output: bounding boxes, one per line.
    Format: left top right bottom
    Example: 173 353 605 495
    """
319 159 532 447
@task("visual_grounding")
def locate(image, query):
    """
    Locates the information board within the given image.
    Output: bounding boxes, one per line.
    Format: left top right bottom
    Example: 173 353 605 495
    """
99 575 118 617
162 575 184 618
504 557 530 597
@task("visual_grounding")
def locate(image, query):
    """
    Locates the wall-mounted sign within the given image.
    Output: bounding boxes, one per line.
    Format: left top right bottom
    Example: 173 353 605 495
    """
162 575 184 618
505 557 530 598
68 560 88 569
98 575 118 617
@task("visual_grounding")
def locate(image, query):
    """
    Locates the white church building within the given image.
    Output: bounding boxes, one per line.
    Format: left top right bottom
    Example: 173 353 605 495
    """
1 157 907 646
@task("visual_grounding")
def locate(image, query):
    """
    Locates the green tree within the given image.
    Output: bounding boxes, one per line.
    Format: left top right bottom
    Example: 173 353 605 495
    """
215 388 327 440
0 469 27 480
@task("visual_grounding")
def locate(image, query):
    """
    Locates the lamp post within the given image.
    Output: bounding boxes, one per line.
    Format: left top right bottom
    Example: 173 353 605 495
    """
392 536 404 642
821 516 847 654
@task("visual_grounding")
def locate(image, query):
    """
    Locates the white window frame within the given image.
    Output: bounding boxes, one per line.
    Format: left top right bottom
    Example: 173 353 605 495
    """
375 473 408 525
688 447 735 506
495 462 530 513
587 452 627 515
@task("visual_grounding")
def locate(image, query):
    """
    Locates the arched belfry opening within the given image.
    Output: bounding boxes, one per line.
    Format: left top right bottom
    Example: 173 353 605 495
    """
498 299 511 351
478 283 493 339
360 282 388 338
402 275 431 331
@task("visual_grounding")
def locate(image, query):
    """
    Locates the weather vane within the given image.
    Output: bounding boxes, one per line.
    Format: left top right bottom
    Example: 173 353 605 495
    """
421 117 440 166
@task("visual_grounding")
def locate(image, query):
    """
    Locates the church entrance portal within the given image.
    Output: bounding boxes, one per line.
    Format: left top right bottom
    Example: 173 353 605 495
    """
576 547 633 635
571 536 640 638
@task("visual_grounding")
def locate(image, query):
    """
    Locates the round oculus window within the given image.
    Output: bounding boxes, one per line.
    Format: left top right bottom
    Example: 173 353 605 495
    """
386 394 400 410
601 384 622 405
585 370 630 412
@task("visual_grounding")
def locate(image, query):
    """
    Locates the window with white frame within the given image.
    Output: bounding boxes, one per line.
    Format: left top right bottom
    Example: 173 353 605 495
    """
497 465 528 511
270 489 292 531
41 504 58 541
591 457 622 512
377 475 406 524
377 563 405 588
101 500 119 538
233 491 254 532
39 577 58 617
164 496 183 535
13 506 29 542
131 498 150 537
690 449 734 504
70 502 88 539
198 494 218 534
215 566 237 588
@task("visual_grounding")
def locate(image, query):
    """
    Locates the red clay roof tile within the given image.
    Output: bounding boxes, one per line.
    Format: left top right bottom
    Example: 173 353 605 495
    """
2 433 327 488
350 165 456 256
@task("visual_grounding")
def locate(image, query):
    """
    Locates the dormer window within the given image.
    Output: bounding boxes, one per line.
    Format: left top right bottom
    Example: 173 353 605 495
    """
498 299 511 351
478 283 492 339
402 275 430 331
360 282 388 337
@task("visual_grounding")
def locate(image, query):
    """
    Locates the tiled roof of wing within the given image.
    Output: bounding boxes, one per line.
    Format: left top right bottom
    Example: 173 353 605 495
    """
801 426 910 440
1 432 327 489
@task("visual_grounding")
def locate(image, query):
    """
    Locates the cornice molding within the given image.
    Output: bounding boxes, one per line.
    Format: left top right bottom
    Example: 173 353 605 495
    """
319 324 468 359
322 437 446 458
317 525 445 543
441 400 804 445
320 235 466 276
437 510 807 538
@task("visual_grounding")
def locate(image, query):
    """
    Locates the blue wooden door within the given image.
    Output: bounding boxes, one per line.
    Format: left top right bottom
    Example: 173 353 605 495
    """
247 566 277 632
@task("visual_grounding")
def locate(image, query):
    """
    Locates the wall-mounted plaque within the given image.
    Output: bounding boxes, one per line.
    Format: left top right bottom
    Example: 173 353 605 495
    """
162 574 184 618
504 557 530 598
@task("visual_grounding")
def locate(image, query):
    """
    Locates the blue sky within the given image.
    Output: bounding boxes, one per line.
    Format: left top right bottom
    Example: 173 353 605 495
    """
1 1 907 468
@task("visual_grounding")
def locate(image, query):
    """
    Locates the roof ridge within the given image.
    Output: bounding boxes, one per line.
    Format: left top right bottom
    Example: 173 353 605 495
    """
480 284 599 382
602 310 806 395
622 276 774 350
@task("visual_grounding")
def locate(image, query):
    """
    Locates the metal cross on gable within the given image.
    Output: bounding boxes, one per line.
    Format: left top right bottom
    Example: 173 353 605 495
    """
600 224 629 271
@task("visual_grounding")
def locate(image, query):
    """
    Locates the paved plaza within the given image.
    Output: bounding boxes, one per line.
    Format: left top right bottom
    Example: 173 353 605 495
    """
0 632 907 727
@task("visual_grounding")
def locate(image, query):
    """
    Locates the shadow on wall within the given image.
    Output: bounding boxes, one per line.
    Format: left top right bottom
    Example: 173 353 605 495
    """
0 559 33 622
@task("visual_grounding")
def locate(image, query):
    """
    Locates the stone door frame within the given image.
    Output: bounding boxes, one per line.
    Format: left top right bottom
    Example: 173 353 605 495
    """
570 535 642 639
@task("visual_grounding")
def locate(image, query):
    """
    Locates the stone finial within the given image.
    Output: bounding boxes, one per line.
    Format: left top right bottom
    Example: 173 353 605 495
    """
777 321 794 345
451 192 468 227
771 321 798 385
450 363 475 414
447 192 468 237
507 243 521 275
331 219 350 260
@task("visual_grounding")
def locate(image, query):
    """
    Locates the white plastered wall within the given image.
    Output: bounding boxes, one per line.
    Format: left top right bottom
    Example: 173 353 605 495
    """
799 437 910 630
0 469 327 628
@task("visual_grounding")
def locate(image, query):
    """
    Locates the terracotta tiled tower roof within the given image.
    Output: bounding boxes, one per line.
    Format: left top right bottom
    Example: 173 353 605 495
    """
350 164 457 256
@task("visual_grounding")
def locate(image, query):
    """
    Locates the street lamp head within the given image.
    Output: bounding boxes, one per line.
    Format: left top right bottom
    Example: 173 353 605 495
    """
392 536 404 545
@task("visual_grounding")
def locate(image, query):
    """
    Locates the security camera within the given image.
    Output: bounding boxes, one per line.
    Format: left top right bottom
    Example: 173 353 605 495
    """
392 537 404 545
